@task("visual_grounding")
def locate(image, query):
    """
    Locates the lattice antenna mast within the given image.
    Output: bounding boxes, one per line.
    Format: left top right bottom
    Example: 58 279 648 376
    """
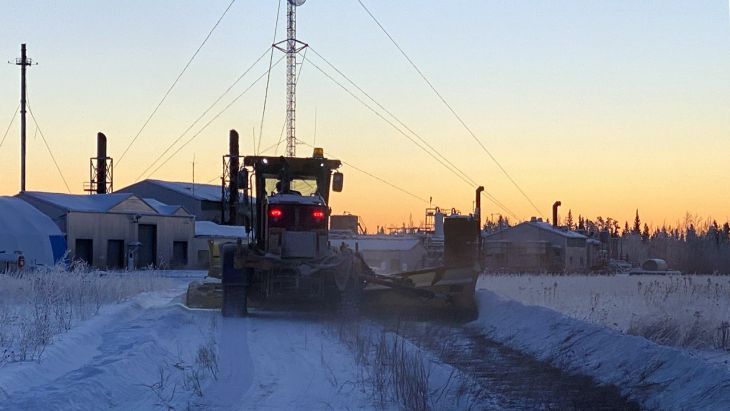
274 0 308 157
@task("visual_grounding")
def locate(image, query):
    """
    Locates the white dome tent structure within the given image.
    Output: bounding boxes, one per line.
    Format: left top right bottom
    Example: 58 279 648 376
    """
0 196 66 269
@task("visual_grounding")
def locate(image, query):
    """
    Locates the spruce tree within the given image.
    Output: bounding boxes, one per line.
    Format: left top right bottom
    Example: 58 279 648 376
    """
633 209 641 234
566 210 574 230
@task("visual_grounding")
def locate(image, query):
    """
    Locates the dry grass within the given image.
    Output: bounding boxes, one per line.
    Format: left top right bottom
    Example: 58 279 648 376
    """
0 265 173 365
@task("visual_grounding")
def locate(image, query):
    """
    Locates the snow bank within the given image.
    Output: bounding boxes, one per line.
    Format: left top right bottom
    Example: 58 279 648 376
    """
473 290 730 410
480 274 730 352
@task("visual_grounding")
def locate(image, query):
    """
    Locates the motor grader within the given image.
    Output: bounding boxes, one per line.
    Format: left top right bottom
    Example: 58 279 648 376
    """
186 148 481 318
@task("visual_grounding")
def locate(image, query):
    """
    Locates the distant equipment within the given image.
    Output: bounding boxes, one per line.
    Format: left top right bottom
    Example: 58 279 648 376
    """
289 0 306 5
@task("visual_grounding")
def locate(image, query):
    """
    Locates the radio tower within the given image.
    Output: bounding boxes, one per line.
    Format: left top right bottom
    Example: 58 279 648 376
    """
274 0 308 157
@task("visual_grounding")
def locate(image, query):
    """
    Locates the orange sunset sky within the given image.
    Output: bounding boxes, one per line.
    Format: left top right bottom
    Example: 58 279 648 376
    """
1 1 728 230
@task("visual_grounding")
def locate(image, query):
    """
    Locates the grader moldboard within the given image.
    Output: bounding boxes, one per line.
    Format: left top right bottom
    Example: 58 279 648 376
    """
185 148 481 320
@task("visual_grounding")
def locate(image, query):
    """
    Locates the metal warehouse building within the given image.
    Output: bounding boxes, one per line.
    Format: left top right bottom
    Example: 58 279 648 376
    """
118 179 252 225
330 236 427 274
17 192 194 269
484 219 597 273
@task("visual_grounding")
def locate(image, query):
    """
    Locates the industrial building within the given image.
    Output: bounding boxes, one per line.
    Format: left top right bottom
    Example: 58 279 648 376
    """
118 180 225 222
118 179 253 225
484 218 596 273
330 235 427 274
17 191 195 269
0 196 66 269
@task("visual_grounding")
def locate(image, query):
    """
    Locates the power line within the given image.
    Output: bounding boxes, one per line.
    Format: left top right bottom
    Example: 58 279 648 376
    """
26 104 71 193
145 56 285 178
0 104 19 148
117 0 238 166
356 0 540 218
257 0 283 155
309 47 477 187
305 57 519 220
298 140 429 204
134 48 270 181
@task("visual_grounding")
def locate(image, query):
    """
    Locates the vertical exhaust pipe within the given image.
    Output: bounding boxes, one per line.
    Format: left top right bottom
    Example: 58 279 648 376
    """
476 186 484 254
552 201 561 228
97 132 107 194
475 186 484 228
228 130 240 225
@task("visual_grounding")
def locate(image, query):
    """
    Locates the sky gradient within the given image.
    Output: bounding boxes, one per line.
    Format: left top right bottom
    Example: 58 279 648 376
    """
1 1 729 230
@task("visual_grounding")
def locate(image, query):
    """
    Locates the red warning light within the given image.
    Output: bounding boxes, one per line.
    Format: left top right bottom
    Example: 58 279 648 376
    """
269 208 283 218
312 210 325 220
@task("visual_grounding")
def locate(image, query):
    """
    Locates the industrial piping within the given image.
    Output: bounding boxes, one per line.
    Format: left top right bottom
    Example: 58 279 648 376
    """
552 201 561 228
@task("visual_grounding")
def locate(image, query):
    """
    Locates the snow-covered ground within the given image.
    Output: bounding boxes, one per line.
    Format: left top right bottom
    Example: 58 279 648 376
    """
475 274 730 410
0 270 476 410
5 268 729 410
479 274 730 352
0 275 378 410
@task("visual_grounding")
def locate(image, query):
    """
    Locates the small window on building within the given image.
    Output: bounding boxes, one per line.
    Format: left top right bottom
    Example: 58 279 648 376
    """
567 238 586 248
569 256 573 264
201 201 220 211
172 241 188 268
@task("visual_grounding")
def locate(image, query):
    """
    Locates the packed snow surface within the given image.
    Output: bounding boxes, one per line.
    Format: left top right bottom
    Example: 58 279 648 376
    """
0 270 473 410
0 276 378 410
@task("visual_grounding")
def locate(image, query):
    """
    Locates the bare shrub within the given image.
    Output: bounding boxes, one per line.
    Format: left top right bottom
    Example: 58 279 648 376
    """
328 318 439 410
0 265 172 365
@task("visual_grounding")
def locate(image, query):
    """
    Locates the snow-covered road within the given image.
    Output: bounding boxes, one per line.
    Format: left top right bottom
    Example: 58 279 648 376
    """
0 280 374 410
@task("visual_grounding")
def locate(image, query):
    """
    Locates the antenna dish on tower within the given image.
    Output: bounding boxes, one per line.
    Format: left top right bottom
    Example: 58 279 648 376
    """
289 0 306 6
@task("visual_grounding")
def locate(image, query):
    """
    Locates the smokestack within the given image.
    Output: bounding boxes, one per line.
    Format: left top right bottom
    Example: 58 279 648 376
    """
476 185 485 252
228 129 240 225
552 201 562 228
475 186 484 226
97 132 107 194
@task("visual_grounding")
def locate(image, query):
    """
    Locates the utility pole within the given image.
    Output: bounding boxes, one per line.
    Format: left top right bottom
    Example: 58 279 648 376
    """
274 0 308 157
15 44 34 192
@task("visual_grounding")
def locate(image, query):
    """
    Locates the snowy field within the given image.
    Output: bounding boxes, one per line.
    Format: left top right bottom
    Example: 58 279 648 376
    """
0 268 175 365
478 273 730 352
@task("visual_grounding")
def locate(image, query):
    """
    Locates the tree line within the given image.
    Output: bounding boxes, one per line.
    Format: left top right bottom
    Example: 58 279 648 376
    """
484 210 730 274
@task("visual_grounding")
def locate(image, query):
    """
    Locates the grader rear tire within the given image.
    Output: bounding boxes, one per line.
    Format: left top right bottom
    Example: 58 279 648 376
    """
222 286 248 317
